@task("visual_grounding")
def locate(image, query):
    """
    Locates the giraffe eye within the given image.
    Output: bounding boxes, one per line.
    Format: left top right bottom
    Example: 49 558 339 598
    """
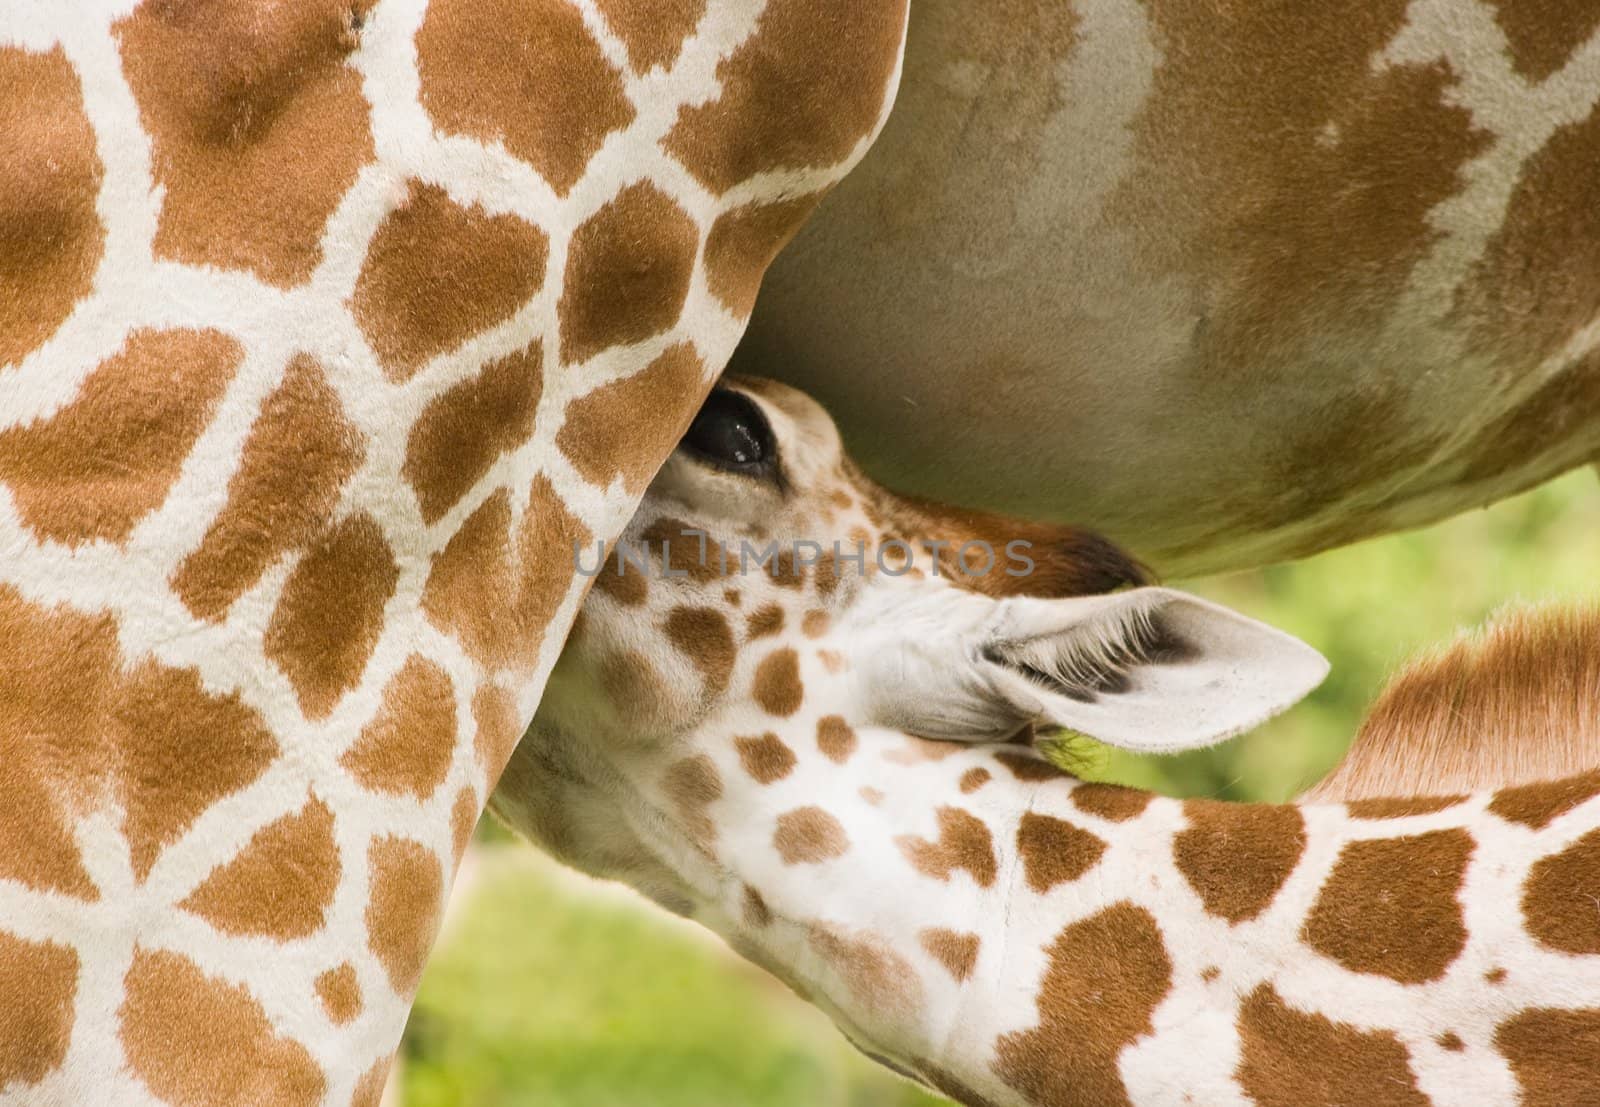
681 388 776 476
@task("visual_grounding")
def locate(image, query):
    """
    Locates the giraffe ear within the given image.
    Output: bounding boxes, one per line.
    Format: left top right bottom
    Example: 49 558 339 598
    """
856 586 1326 750
973 588 1329 754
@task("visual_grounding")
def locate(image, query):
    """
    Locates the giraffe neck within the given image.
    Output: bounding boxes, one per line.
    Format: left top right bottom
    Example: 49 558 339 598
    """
0 0 909 1099
582 719 1600 1107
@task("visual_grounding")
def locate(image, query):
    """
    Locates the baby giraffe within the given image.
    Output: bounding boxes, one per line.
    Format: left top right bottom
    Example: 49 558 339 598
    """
492 379 1600 1107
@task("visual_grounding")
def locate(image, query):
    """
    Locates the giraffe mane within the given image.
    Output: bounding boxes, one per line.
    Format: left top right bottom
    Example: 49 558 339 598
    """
1305 602 1600 802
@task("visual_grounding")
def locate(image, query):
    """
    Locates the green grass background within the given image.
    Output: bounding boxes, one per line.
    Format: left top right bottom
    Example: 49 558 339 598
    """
401 469 1600 1107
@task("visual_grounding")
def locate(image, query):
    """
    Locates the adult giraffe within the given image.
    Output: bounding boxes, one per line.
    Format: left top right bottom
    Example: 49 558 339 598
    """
737 0 1600 575
0 1 906 1102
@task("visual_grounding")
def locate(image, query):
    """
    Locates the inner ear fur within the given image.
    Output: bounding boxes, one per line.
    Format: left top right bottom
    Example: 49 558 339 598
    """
984 594 1194 704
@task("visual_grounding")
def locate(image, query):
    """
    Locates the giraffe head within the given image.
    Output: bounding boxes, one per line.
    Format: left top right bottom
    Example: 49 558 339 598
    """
494 375 1326 913
496 382 1600 1107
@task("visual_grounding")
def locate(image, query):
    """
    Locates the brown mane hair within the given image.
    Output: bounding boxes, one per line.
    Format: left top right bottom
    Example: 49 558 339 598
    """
1305 603 1600 802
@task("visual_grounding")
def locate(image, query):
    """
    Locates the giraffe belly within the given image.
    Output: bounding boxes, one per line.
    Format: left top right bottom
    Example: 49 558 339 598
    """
737 0 1600 576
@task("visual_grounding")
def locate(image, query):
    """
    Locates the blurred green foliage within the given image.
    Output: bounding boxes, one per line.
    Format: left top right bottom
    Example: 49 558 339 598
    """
404 853 945 1107
403 469 1600 1106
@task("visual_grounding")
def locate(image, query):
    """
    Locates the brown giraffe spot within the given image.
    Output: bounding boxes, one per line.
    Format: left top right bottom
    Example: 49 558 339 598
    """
0 591 114 899
1464 102 1600 367
994 903 1173 1107
120 948 326 1105
450 787 478 865
746 603 785 639
1200 966 1221 983
0 46 104 368
114 1 373 287
417 0 632 194
896 806 998 887
1071 783 1154 822
0 329 239 544
265 512 398 719
1174 801 1306 924
0 588 282 891
1303 829 1473 984
1436 1031 1465 1052
1486 967 1508 985
723 588 741 607
180 794 339 939
1121 1 1490 372
147 666 293 884
807 925 922 1019
665 606 737 697
472 683 522 786
735 733 797 785
1489 770 1600 830
595 0 705 73
1496 1007 1600 1107
340 657 457 799
594 546 649 606
959 767 991 794
351 181 547 382
557 342 707 490
663 0 908 193
1016 812 1107 895
558 185 699 365
404 339 542 524
801 610 830 638
919 928 980 983
813 556 841 598
118 663 278 881
994 750 1065 782
774 806 848 863
350 1058 390 1107
172 355 364 621
816 715 857 763
818 649 847 674
859 786 885 806
1236 983 1426 1106
742 884 772 928
764 548 808 589
421 476 591 671
0 930 76 1088
753 648 803 716
366 837 444 997
314 964 361 1026
638 515 728 583
704 195 825 317
423 490 517 665
1484 0 1600 81
1345 795 1466 820
1522 828 1600 955
665 755 723 848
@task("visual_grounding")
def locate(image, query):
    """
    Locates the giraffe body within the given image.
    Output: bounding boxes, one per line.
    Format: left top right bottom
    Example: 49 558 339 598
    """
0 3 907 1100
736 0 1600 575
495 379 1600 1107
